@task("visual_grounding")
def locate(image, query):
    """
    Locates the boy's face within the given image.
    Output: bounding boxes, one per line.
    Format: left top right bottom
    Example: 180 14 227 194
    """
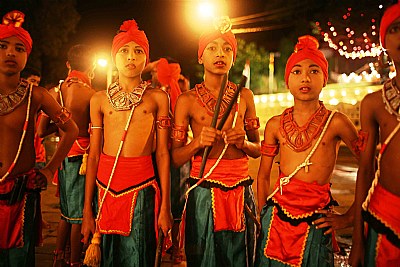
26 74 41 86
385 17 400 62
199 37 234 75
287 58 325 101
0 36 28 76
115 41 146 78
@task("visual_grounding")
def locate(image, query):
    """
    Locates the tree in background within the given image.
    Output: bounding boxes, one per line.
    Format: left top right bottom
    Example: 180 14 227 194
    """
0 0 80 86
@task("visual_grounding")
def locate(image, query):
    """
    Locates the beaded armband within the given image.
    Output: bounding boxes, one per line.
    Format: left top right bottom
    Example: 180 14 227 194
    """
351 130 369 156
244 117 260 131
53 107 71 124
261 141 279 157
156 116 171 129
171 124 188 142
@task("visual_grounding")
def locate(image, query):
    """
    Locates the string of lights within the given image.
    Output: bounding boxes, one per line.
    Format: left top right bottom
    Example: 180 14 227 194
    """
314 5 386 59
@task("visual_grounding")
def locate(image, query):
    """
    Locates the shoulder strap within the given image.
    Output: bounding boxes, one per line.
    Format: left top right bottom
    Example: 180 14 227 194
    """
268 110 337 200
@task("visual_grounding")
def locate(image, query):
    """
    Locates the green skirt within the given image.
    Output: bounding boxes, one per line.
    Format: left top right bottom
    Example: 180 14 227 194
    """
185 185 257 267
255 204 333 267
101 186 156 267
0 192 38 267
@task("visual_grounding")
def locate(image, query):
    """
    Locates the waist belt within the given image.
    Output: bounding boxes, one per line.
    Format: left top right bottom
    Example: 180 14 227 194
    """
187 176 253 191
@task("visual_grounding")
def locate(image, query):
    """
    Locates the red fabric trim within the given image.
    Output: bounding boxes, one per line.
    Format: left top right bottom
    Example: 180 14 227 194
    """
376 234 400 265
190 156 249 232
272 173 331 218
264 176 332 265
67 137 90 157
368 183 400 240
96 154 158 236
66 70 91 87
0 169 37 249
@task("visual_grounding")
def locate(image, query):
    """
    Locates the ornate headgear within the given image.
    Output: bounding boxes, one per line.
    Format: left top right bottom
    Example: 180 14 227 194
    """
111 19 149 64
0 11 32 56
285 35 328 86
379 2 400 49
157 58 182 112
198 16 237 61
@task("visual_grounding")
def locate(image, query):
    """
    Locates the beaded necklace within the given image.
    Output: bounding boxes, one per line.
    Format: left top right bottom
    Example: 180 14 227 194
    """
382 78 400 121
107 81 148 111
0 83 33 183
280 102 331 152
0 79 30 115
195 81 237 118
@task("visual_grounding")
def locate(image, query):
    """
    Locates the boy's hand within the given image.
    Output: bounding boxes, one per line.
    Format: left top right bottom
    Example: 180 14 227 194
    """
35 168 50 190
81 209 96 245
198 126 222 148
158 208 173 237
223 127 246 149
313 209 352 234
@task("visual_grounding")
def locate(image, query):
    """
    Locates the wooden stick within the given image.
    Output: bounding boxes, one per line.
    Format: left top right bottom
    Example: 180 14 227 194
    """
216 75 247 131
197 74 228 179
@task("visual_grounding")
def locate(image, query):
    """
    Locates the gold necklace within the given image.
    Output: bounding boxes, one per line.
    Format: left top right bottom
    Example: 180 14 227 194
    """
383 78 400 121
0 79 30 116
107 81 148 111
195 81 237 118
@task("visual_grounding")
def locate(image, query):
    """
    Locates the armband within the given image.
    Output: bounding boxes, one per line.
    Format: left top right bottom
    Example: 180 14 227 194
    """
261 141 279 157
156 116 171 129
351 130 369 156
53 107 71 125
244 117 260 131
171 124 188 142
88 123 103 135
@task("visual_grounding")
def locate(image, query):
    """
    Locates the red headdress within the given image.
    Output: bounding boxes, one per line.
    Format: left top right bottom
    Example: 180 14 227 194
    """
198 16 237 61
284 35 328 86
157 58 182 112
379 2 400 49
111 19 149 64
0 11 32 56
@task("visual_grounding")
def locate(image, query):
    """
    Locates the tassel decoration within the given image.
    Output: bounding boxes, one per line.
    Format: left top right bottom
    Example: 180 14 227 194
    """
83 232 102 267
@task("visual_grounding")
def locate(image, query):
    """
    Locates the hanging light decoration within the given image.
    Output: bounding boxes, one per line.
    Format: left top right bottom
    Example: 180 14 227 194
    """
314 5 386 60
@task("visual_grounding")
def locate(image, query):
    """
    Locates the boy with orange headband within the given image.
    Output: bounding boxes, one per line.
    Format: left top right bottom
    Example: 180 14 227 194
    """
0 10 78 266
81 19 172 266
350 3 400 266
172 17 261 267
255 35 358 267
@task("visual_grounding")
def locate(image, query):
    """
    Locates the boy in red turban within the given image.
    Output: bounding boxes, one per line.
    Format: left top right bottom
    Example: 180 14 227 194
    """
350 2 400 266
255 35 358 267
0 10 78 266
82 18 172 267
171 16 261 267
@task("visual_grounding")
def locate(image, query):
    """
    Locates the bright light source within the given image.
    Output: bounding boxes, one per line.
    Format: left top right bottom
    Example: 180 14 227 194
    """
198 2 215 19
97 58 108 68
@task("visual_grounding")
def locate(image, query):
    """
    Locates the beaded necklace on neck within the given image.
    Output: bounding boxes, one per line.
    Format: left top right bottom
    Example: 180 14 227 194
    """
107 81 148 111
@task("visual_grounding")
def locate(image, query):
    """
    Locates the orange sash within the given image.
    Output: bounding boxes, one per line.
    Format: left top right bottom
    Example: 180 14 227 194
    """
67 136 90 157
264 176 331 266
96 154 159 236
0 169 40 249
190 156 251 232
366 183 400 264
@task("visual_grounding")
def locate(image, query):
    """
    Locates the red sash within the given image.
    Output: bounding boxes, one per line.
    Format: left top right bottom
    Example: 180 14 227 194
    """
264 176 331 266
367 183 400 265
96 154 159 236
67 136 90 157
190 156 250 232
0 169 41 249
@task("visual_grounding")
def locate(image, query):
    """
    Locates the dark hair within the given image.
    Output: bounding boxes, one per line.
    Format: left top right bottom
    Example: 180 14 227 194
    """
67 44 95 71
21 66 41 79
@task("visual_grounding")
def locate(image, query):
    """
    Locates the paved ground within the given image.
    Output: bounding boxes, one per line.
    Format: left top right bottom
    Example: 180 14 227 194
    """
35 146 357 266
